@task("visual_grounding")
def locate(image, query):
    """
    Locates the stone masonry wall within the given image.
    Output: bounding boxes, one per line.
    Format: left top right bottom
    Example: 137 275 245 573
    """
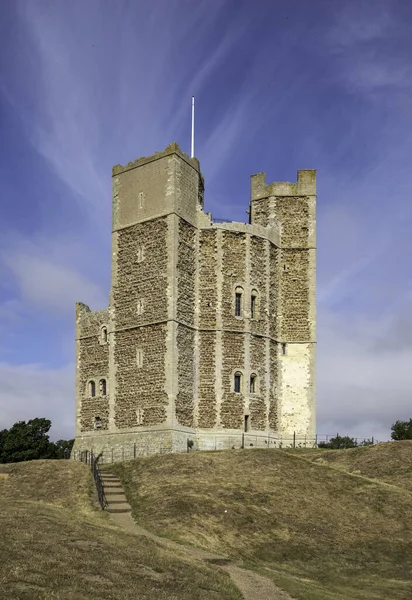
77 308 109 433
197 332 217 428
176 324 195 427
114 324 168 429
250 236 267 336
221 231 246 331
177 219 196 326
269 244 279 340
198 230 217 329
113 217 168 330
249 335 267 430
269 340 278 429
281 249 310 341
221 332 245 429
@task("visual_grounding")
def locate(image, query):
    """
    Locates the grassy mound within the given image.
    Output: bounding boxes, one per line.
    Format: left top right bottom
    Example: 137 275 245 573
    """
106 445 412 600
0 460 241 600
298 440 412 491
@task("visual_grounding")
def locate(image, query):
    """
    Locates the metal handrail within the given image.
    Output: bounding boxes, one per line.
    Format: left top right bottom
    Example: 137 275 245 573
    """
80 450 108 509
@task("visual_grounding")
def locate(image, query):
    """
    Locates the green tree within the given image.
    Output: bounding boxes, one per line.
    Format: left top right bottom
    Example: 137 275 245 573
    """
391 419 412 441
319 435 358 449
52 438 75 459
0 418 56 463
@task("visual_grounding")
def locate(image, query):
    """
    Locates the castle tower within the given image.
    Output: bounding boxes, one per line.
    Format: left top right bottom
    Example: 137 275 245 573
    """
250 171 316 439
72 143 316 460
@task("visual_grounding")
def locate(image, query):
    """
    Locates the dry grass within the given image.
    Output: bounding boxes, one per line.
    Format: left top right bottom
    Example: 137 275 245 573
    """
105 445 412 600
289 440 412 492
0 460 241 600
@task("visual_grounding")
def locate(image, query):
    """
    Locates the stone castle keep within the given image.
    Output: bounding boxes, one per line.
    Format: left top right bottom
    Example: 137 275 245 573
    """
72 142 316 459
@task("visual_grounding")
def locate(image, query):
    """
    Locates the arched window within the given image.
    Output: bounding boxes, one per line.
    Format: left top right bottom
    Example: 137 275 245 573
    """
99 379 107 396
234 287 243 317
234 371 242 393
89 381 96 397
250 289 258 319
101 327 108 344
250 374 257 394
94 416 102 429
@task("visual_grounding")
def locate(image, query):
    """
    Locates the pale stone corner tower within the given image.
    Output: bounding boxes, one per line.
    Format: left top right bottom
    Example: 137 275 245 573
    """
72 142 316 460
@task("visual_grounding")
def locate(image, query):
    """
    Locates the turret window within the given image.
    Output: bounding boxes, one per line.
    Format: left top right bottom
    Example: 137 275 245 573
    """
100 326 108 344
88 381 96 397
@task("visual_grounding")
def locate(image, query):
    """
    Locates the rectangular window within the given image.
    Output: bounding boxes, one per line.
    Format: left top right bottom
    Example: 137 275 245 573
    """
234 374 241 393
244 415 249 432
235 293 242 317
282 343 287 355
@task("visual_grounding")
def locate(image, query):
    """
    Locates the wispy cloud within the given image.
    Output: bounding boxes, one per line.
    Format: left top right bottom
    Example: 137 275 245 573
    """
0 233 107 315
0 361 73 440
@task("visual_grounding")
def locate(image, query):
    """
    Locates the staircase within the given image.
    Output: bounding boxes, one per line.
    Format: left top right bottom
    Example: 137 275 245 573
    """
99 472 132 514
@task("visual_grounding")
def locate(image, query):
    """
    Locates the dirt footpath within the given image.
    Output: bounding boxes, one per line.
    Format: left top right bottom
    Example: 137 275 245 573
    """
110 511 293 600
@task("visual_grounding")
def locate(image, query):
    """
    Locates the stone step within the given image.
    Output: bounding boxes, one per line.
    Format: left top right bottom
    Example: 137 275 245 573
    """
107 499 128 504
104 491 126 496
102 481 123 490
106 505 132 514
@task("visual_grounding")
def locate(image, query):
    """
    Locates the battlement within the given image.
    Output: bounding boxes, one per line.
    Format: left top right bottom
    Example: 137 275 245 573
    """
250 169 316 200
112 142 201 176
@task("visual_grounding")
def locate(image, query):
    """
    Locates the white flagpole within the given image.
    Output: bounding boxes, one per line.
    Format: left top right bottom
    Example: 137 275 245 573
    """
191 96 195 158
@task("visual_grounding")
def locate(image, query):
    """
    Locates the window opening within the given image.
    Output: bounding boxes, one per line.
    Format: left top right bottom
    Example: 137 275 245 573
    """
244 415 250 432
282 343 287 355
250 374 256 394
234 372 242 393
94 416 102 429
101 327 108 343
99 379 106 396
137 349 143 368
89 381 96 397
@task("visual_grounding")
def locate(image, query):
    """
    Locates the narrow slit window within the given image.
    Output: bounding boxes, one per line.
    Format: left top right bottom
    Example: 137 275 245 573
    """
101 327 108 344
235 287 243 317
234 372 242 393
137 246 144 263
250 374 256 394
250 294 256 318
136 408 144 425
139 191 144 209
137 299 144 316
244 415 250 432
136 349 143 368
89 381 96 397
99 379 107 396
282 343 287 355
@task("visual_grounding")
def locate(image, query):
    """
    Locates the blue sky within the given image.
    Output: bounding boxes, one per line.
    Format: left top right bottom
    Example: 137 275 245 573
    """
1 0 411 442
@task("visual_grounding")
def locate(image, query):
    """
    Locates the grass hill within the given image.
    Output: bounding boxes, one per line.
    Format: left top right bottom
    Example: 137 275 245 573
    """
104 443 412 600
0 460 241 600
